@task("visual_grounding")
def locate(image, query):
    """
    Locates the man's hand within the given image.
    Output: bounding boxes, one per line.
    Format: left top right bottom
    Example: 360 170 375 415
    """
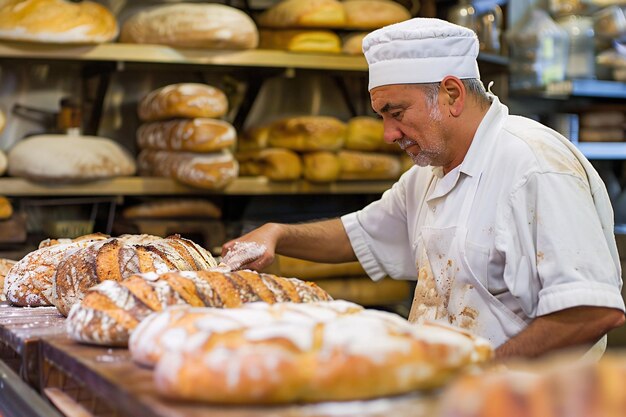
221 223 283 271
495 306 625 360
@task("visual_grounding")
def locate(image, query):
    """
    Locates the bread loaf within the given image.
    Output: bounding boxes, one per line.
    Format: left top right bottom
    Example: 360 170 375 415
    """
68 269 332 346
138 149 238 190
343 0 411 29
338 150 401 180
131 301 492 403
0 258 17 302
342 32 366 55
38 232 113 249
267 116 346 151
0 196 12 220
123 200 222 219
259 30 341 53
345 116 384 152
302 151 340 182
120 3 258 49
137 119 236 153
0 0 118 44
237 126 270 151
7 135 136 182
138 84 228 122
236 148 302 181
54 235 217 316
258 0 346 28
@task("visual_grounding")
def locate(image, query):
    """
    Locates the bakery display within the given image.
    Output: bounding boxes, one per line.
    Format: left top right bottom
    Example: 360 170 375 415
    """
123 200 222 219
120 3 258 49
138 149 239 190
237 148 303 181
0 0 118 44
267 116 346 151
258 0 346 29
259 30 341 53
68 269 332 346
138 83 228 122
7 135 136 182
136 118 236 153
129 301 492 403
343 0 411 29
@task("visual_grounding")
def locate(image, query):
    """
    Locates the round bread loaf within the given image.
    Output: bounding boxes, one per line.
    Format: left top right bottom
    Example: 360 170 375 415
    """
302 151 340 183
8 135 136 182
136 118 236 152
120 3 258 49
138 84 228 122
0 0 118 43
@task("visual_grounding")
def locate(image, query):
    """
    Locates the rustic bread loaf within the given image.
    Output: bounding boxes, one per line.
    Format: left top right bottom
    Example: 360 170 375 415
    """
342 0 411 29
259 30 341 53
68 269 332 346
345 116 384 152
138 149 238 190
236 148 302 181
123 200 222 219
0 258 17 302
258 0 346 28
132 301 492 403
342 32 366 55
301 151 340 182
7 135 136 182
0 196 13 220
54 235 217 316
137 119 236 153
267 116 346 151
0 0 118 44
338 150 401 180
120 3 258 49
138 83 228 122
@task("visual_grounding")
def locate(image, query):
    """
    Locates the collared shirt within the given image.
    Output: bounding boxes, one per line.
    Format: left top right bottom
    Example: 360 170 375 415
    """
342 97 625 323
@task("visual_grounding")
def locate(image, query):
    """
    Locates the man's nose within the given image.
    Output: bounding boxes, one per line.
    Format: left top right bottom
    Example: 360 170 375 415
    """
383 122 402 144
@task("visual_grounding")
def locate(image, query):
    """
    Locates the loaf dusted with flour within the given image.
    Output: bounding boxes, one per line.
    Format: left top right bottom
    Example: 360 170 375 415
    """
54 235 217 317
137 119 236 153
138 84 228 122
120 3 258 49
129 301 492 403
68 269 332 346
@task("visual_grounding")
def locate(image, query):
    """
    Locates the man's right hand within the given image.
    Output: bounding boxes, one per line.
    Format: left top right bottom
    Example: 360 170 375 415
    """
221 223 284 271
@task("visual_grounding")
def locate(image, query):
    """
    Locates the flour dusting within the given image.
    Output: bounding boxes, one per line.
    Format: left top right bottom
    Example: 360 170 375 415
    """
221 242 266 270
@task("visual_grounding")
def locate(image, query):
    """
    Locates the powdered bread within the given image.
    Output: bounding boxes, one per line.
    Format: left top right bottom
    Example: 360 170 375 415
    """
68 269 331 346
259 30 341 53
0 0 118 44
120 3 258 49
138 149 238 190
267 116 346 151
137 119 236 153
131 301 492 403
7 135 136 182
343 0 411 29
258 0 346 28
54 235 217 316
302 151 340 182
138 84 228 122
123 200 222 219
236 148 302 181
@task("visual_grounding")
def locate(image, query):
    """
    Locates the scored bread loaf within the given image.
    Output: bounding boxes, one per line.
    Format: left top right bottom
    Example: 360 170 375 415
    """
7 135 136 182
236 148 302 181
301 151 340 183
123 200 222 219
267 116 346 151
54 235 217 317
338 150 401 180
138 149 239 190
343 0 411 29
0 258 17 302
138 83 228 122
0 0 118 44
137 119 236 153
258 0 346 28
132 301 492 404
120 3 259 49
259 30 341 53
68 270 331 346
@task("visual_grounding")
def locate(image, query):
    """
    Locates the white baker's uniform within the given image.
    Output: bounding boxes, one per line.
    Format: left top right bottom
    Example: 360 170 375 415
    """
342 96 625 348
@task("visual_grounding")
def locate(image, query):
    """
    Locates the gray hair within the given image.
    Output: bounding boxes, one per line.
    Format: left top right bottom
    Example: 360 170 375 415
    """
417 79 491 108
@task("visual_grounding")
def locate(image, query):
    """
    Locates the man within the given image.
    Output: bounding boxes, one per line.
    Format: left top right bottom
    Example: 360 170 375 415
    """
222 18 625 359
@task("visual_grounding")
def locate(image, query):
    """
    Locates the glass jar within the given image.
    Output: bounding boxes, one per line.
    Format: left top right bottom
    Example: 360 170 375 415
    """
557 15 596 79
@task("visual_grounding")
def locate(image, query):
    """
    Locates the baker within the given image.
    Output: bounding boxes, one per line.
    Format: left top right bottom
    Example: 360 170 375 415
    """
223 18 625 359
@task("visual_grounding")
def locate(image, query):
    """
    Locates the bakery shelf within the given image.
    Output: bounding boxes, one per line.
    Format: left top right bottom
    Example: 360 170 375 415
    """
513 79 626 99
575 142 626 160
0 177 395 196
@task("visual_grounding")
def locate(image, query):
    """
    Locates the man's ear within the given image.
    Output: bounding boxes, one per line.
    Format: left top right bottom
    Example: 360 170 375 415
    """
440 76 465 117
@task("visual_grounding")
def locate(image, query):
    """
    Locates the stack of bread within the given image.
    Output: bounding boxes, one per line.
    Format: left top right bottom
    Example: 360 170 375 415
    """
579 110 626 142
136 83 239 190
126 300 492 404
237 115 412 182
257 0 411 55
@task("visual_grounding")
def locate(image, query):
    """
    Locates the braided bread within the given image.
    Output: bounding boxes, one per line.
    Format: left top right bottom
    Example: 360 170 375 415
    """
67 269 332 346
128 301 492 404
54 235 216 316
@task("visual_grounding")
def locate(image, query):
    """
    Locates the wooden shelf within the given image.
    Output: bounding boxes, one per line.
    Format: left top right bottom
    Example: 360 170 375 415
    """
0 177 395 197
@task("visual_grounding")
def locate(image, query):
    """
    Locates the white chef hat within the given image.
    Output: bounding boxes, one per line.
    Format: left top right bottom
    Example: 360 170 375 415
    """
363 18 480 91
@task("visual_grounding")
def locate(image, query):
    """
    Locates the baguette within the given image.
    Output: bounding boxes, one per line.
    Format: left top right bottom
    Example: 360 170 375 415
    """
136 119 236 153
54 235 217 316
68 269 332 347
138 84 228 122
132 301 492 403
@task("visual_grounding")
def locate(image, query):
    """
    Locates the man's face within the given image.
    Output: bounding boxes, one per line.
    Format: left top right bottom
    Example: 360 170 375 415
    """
370 84 450 168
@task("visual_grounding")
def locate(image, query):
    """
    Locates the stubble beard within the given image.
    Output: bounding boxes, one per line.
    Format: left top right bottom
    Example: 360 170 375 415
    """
398 104 446 167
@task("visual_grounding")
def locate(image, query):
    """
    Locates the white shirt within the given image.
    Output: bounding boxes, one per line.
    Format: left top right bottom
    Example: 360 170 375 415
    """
342 97 625 324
